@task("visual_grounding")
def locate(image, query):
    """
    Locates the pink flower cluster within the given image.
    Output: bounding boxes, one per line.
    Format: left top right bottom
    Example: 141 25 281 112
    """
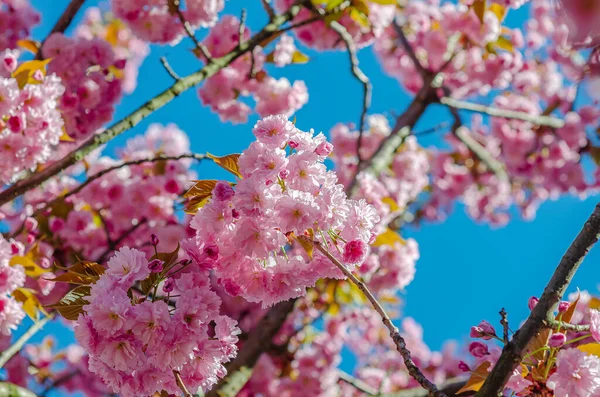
187 115 379 307
42 33 123 141
75 7 150 94
111 0 223 44
0 49 65 184
374 1 524 97
75 247 240 397
0 235 25 335
0 0 39 51
198 16 308 123
15 123 195 262
275 0 395 50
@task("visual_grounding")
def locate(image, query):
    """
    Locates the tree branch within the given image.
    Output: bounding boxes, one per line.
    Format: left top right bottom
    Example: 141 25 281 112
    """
314 241 446 397
338 370 379 396
328 20 372 170
0 3 307 208
261 0 276 20
36 0 86 60
545 319 590 333
160 56 181 80
475 202 600 396
205 299 297 397
439 97 565 129
0 314 55 369
170 0 213 61
173 370 193 397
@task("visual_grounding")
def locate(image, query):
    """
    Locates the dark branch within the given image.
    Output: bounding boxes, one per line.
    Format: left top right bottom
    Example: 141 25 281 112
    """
36 0 86 60
476 203 600 396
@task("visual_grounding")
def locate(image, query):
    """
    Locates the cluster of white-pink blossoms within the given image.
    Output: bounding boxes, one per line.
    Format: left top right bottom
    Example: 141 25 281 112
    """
75 246 240 397
186 115 379 307
0 49 65 184
0 235 25 335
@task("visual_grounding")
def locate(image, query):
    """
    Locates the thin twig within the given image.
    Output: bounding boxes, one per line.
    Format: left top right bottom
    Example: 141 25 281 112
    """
36 0 86 60
40 370 80 397
475 202 600 396
328 20 372 170
413 121 452 137
545 319 591 333
261 0 276 20
0 3 308 207
239 9 248 48
500 308 509 345
0 314 55 368
170 0 213 61
10 154 205 238
314 241 446 397
338 371 378 396
278 16 321 33
160 56 181 80
393 21 427 76
95 219 146 263
449 108 509 182
173 370 193 397
440 97 565 129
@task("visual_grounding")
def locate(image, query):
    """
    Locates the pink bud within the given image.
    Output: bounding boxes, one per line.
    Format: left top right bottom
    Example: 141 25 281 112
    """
24 217 38 231
150 234 159 246
288 140 299 149
213 181 235 201
315 141 333 156
558 301 570 313
49 217 65 233
2 53 17 73
470 320 496 340
232 209 240 219
10 242 23 255
148 259 164 273
203 244 219 260
528 296 539 311
162 277 175 293
61 93 79 110
26 233 35 244
468 341 489 358
343 240 368 265
265 180 274 186
279 169 290 179
164 179 180 194
549 332 566 348
7 114 25 133
40 258 51 269
458 361 471 372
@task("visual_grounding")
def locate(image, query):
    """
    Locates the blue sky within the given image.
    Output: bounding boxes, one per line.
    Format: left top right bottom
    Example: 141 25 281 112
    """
22 0 600 359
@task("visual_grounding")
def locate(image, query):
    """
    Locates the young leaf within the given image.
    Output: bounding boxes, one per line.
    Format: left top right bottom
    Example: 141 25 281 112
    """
348 7 370 28
493 36 514 53
351 0 370 16
525 329 551 361
152 242 181 269
296 235 314 259
558 294 580 324
578 343 600 358
16 39 41 54
46 261 105 285
59 127 76 142
372 228 405 247
369 0 396 4
46 286 91 321
291 50 310 64
12 59 52 89
456 361 491 394
472 0 486 24
488 3 506 21
184 180 218 199
207 153 243 179
10 255 49 278
12 288 45 320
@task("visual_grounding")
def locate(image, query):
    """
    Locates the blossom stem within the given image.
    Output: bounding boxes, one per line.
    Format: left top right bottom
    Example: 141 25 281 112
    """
313 241 446 397
563 333 592 346
173 370 193 397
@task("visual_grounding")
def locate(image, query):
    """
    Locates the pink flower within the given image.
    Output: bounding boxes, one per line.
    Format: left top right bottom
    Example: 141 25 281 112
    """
547 348 600 396
252 114 295 148
148 259 164 273
470 320 496 340
106 247 150 285
468 341 489 358
549 332 567 348
213 181 235 201
343 240 368 265
0 296 25 335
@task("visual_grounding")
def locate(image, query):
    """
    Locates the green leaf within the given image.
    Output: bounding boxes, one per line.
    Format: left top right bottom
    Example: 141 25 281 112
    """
46 286 91 321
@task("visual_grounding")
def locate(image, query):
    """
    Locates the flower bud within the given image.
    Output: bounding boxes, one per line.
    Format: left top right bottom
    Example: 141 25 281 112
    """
213 181 235 201
8 114 25 133
24 217 38 231
528 296 539 311
148 259 164 273
558 301 570 313
279 169 290 179
288 140 299 149
468 341 489 358
26 233 35 244
315 141 333 156
470 320 497 340
2 53 17 73
343 240 368 265
162 277 175 293
150 234 159 246
458 361 471 372
549 332 567 348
